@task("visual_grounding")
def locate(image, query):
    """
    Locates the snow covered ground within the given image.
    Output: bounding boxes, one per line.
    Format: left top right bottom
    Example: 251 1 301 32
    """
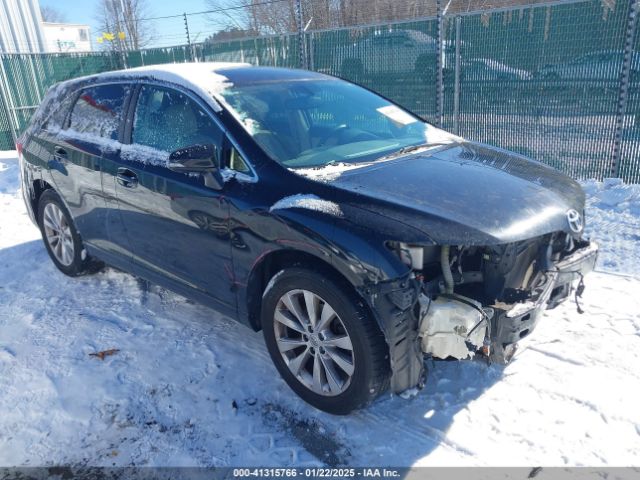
1 150 639 467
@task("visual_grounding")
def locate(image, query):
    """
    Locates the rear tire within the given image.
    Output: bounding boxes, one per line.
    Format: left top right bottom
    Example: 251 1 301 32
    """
261 267 390 414
37 189 102 277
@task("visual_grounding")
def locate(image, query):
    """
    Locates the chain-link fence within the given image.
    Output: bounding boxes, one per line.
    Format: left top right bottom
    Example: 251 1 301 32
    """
444 0 637 181
0 51 119 148
1 0 639 182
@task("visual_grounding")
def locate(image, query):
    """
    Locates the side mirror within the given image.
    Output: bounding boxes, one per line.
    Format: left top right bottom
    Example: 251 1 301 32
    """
168 143 223 190
168 144 217 172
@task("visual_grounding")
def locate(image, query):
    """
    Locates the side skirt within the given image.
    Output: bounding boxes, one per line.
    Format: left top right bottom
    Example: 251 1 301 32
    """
85 243 240 322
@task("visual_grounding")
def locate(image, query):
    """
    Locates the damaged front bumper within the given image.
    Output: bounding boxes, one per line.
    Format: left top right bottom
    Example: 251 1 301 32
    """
359 277 425 393
493 240 598 348
362 239 598 394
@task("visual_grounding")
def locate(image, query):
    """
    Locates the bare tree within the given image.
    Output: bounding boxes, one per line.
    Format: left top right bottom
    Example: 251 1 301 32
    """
202 0 561 39
205 0 258 34
203 0 432 36
205 0 299 35
95 0 153 50
40 5 67 23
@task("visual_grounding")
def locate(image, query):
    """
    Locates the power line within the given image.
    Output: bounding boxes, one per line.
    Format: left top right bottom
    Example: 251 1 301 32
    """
135 0 292 23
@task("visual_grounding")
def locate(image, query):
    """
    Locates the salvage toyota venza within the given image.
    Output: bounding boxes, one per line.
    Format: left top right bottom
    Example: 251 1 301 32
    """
18 63 598 414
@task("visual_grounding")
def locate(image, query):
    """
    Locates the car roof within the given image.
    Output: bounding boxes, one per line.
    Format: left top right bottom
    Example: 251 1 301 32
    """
54 62 333 111
63 62 330 89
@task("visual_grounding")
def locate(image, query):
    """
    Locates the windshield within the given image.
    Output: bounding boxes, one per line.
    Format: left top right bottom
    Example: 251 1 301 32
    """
220 79 456 169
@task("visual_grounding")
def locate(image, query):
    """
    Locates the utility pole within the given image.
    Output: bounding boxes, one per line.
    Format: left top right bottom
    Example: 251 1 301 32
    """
111 0 128 68
184 13 193 62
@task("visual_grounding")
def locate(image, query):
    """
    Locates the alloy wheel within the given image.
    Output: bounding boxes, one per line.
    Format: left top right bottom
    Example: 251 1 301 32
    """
273 289 355 396
42 203 75 267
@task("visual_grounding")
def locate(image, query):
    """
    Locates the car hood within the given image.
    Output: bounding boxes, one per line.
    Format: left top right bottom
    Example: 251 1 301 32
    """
314 141 585 245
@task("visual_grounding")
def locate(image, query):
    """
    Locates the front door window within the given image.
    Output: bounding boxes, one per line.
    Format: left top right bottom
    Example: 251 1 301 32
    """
132 85 223 160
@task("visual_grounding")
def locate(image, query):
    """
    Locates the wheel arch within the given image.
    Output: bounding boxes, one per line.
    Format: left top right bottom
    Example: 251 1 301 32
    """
245 248 372 332
31 179 55 220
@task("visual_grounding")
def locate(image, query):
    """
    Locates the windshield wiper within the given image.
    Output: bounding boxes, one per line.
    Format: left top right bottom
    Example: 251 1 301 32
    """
376 142 450 162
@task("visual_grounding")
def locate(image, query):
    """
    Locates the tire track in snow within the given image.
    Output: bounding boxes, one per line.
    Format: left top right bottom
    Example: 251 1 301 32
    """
358 409 477 458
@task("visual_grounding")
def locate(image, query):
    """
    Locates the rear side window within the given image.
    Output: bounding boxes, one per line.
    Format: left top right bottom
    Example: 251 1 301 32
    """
69 84 130 140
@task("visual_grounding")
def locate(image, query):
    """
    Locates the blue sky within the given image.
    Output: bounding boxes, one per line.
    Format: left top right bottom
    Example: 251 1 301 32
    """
39 0 222 49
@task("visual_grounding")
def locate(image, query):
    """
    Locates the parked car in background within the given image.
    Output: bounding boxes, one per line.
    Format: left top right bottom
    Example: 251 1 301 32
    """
536 50 640 81
461 58 531 81
334 29 444 80
19 63 597 414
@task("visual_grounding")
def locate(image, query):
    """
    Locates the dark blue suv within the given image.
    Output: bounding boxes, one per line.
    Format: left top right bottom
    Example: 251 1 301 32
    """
18 63 597 413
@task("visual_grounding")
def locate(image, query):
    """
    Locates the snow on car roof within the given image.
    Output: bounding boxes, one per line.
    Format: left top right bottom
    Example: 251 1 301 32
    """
120 61 250 89
60 62 252 112
121 62 253 111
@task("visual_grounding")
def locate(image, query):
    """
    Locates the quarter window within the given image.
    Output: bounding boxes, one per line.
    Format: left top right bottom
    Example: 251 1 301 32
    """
132 85 222 155
69 84 129 140
43 93 76 131
228 147 250 174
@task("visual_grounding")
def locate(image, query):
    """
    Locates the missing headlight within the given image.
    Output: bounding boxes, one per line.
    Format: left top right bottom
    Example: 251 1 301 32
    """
387 242 440 270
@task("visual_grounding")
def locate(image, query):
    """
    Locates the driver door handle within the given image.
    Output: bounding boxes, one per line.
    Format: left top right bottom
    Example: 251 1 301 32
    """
53 145 67 158
116 167 138 188
51 145 68 164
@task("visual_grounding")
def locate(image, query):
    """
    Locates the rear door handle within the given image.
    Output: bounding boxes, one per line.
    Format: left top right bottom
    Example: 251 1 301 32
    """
116 167 138 188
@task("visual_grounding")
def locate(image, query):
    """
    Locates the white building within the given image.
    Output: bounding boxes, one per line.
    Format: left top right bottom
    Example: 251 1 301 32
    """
0 0 46 53
42 22 91 52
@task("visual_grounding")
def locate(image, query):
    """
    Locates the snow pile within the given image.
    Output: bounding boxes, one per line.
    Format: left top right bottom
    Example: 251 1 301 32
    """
0 150 19 194
270 194 343 217
582 178 640 274
0 151 639 467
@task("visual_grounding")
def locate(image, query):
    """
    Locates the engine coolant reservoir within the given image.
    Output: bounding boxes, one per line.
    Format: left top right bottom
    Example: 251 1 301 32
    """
419 294 488 360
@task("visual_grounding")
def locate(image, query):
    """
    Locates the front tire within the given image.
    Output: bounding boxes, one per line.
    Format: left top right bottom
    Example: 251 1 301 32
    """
261 268 390 414
37 189 102 276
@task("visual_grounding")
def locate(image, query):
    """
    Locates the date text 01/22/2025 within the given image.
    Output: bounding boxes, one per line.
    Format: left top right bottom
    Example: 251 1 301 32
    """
232 468 401 477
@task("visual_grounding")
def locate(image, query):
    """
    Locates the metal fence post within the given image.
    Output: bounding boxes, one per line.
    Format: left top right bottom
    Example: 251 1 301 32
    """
309 31 315 71
435 0 444 127
612 0 639 179
296 0 307 69
184 13 193 62
453 16 461 135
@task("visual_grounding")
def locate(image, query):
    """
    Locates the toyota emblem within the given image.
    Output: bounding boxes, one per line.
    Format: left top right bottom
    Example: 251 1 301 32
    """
566 209 583 233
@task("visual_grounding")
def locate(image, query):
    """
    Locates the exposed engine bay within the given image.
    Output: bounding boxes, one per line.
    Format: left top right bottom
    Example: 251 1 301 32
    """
378 233 598 393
